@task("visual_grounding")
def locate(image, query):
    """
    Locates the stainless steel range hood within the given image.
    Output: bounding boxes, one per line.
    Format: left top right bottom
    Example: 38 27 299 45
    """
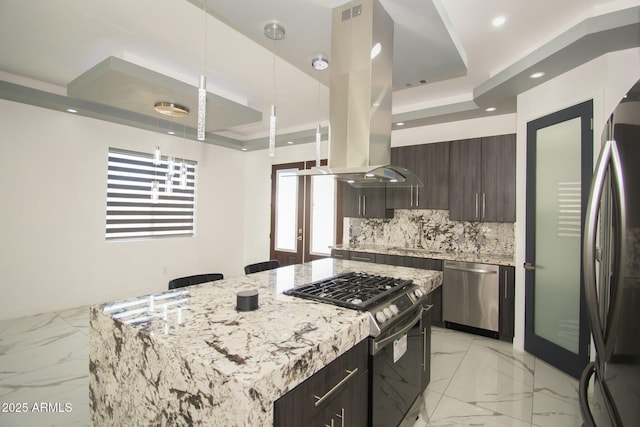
299 0 422 188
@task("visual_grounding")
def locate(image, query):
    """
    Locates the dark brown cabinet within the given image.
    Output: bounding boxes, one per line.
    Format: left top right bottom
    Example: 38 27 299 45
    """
421 305 432 391
449 134 516 222
349 251 376 263
499 266 515 341
386 142 449 210
274 340 368 427
342 183 391 218
425 285 443 327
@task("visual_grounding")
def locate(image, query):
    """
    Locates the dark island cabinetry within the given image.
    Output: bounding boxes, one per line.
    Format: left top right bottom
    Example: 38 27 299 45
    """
274 340 368 427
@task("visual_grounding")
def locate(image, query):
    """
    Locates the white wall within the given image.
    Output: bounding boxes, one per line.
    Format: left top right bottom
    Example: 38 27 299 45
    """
513 47 640 351
0 100 246 320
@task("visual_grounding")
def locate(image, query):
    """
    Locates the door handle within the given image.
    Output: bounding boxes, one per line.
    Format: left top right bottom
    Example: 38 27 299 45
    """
523 262 535 271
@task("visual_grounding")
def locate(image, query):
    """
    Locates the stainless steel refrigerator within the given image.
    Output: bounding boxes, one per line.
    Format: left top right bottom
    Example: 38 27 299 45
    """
580 83 640 426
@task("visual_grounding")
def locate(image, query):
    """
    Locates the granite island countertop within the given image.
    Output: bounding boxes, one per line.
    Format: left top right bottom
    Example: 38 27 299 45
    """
89 258 442 426
333 244 515 266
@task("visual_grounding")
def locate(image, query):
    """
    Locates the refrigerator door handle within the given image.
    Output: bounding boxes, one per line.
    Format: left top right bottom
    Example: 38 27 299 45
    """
604 140 626 361
582 140 627 365
579 362 597 427
583 140 613 361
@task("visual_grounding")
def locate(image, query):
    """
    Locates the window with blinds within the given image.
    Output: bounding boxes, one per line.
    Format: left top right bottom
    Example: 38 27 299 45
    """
106 148 197 240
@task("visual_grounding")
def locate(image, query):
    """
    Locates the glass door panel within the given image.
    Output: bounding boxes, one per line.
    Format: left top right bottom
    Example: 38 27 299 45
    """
525 100 592 379
534 117 582 353
309 175 336 256
275 168 299 252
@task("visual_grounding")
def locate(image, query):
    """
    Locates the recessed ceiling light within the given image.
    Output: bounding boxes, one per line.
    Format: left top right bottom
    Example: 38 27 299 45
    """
241 148 248 151
154 102 189 117
492 16 506 27
167 131 176 135
287 141 294 145
485 107 497 112
66 108 78 113
396 122 405 126
530 71 546 79
311 56 329 71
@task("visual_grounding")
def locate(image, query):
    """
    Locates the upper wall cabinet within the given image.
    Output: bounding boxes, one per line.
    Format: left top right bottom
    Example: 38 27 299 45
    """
386 142 450 210
449 134 516 222
342 184 391 219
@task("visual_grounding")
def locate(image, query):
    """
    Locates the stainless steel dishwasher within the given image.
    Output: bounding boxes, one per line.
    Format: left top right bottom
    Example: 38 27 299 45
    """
443 260 499 334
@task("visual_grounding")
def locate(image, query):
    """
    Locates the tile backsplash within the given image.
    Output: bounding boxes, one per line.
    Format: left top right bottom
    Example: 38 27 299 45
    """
346 209 515 256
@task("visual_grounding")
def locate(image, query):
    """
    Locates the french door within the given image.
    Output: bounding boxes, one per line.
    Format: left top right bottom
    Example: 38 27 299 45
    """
270 161 342 266
524 100 593 379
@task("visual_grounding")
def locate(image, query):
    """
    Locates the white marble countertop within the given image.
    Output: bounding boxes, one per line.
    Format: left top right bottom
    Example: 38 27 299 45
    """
90 258 442 426
333 243 515 266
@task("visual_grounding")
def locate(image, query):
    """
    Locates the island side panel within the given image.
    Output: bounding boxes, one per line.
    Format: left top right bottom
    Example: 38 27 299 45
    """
89 307 263 426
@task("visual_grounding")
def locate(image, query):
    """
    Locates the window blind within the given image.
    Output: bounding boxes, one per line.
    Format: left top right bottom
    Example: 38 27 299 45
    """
106 148 197 240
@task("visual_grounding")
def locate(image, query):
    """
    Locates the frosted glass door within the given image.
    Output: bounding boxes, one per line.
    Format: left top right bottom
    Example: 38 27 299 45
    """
534 118 582 353
525 100 592 379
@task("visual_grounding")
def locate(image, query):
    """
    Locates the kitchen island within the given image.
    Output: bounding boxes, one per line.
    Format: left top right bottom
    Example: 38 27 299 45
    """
89 258 442 426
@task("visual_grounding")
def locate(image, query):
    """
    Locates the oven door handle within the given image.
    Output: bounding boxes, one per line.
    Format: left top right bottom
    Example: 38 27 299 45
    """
371 308 423 355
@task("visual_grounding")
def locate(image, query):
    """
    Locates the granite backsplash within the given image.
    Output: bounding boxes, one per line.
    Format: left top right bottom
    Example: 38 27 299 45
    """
346 209 515 258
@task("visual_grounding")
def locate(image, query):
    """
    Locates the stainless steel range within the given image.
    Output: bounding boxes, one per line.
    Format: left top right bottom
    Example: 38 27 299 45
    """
285 271 431 427
284 271 425 337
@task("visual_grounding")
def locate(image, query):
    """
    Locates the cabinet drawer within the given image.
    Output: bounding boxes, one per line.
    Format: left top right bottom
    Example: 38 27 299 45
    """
349 251 376 263
274 340 368 427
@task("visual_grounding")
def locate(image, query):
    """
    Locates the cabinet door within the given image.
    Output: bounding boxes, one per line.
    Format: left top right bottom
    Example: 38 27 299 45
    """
421 306 432 391
449 138 482 221
341 182 362 217
481 135 516 222
386 146 413 209
349 251 376 263
361 187 389 218
426 285 443 326
342 184 389 218
499 266 515 341
331 249 349 259
308 370 368 427
417 142 450 209
273 340 368 427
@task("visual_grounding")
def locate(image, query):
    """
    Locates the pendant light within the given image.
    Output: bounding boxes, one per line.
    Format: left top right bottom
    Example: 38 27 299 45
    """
197 0 207 141
311 56 328 167
264 23 285 157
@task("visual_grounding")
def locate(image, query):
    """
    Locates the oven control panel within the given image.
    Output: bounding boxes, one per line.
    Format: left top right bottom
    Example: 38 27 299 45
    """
368 286 426 336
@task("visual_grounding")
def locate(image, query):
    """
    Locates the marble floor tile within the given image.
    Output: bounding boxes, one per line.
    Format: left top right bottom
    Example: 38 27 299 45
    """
425 395 533 427
428 327 474 394
444 337 535 422
1 308 585 427
531 358 582 427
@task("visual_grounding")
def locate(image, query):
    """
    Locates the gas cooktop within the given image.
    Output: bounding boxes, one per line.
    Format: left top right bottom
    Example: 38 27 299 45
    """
284 271 413 311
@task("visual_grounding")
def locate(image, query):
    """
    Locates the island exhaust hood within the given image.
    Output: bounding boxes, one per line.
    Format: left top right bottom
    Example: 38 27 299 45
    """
299 0 422 188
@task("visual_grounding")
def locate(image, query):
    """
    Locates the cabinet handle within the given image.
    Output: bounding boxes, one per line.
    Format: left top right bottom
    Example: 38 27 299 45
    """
410 186 414 207
482 193 486 219
358 195 362 216
363 195 366 216
314 368 359 407
504 270 508 299
416 185 419 206
475 193 479 218
325 420 334 427
421 328 427 371
336 408 345 427
351 255 371 262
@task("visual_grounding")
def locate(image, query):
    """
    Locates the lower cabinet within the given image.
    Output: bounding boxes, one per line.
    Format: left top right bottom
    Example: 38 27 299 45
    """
499 266 515 341
425 285 443 327
273 340 368 427
421 305 432 391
